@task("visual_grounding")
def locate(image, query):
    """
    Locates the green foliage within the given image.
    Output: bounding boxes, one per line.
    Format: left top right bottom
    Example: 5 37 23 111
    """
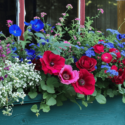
96 94 106 104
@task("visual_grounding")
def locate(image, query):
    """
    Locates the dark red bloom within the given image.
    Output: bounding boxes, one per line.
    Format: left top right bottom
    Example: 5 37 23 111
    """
101 53 112 63
93 44 104 54
76 56 97 72
32 59 42 71
112 68 125 84
122 59 125 66
71 69 95 95
40 51 65 75
109 48 121 62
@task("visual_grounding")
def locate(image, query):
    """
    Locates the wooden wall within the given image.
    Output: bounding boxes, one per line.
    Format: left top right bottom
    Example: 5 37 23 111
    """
85 0 117 36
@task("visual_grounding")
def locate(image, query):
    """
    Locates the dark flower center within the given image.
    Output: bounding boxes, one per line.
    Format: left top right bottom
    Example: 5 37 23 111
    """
50 62 54 66
63 73 70 80
79 79 85 86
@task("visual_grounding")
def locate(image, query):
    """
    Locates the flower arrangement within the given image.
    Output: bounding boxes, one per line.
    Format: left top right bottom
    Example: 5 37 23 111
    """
1 4 125 117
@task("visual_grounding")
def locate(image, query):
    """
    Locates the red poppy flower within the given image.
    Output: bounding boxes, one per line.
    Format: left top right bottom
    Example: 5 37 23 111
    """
101 53 112 63
109 48 121 62
32 59 42 71
112 68 125 84
40 51 65 75
71 69 95 95
93 44 104 54
76 56 97 72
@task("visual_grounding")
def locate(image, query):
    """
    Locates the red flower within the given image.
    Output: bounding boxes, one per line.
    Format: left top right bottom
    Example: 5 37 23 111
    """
112 68 125 84
101 53 112 63
32 59 42 71
111 65 118 71
93 44 104 54
109 48 121 62
76 56 97 72
71 69 95 95
99 40 104 42
40 51 65 75
122 59 125 66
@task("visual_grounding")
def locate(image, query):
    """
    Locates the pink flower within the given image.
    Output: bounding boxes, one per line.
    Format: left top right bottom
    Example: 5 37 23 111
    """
101 53 113 63
56 23 62 26
75 18 81 21
40 29 45 32
34 16 40 19
59 17 64 22
62 13 66 16
6 20 13 27
77 42 81 45
80 25 85 28
41 12 47 17
73 36 77 40
98 9 104 14
64 41 71 48
97 31 102 33
51 30 53 33
66 4 73 9
59 65 79 85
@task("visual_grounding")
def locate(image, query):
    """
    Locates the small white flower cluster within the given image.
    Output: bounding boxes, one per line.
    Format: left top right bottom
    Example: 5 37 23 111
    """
0 58 42 109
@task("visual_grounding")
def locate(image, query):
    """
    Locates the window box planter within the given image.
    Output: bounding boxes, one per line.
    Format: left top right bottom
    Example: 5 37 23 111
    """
0 95 125 125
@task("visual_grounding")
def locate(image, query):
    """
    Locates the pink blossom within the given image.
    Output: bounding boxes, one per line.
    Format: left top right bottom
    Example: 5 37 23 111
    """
34 16 40 19
97 31 102 33
56 23 62 26
40 29 45 32
6 20 13 27
54 34 57 37
89 27 92 30
62 13 66 16
73 36 77 40
41 12 47 17
97 8 104 14
80 25 85 28
77 42 81 45
66 4 73 9
75 18 81 21
64 41 71 48
59 65 79 85
59 17 64 22
51 30 53 33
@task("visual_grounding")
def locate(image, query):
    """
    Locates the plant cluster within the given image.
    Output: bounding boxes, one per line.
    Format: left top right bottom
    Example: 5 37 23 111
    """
1 4 125 116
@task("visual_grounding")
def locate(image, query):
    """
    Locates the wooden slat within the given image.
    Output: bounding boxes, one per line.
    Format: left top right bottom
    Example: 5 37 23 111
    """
117 1 125 34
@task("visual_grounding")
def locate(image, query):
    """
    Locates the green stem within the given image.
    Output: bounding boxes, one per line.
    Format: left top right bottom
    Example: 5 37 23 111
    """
118 20 125 32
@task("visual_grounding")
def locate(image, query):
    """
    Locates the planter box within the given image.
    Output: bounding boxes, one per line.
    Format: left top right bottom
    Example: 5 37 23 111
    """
0 95 125 125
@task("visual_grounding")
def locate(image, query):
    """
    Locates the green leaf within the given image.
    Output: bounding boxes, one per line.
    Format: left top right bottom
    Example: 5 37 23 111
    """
17 88 23 92
77 93 85 98
40 103 50 112
122 94 125 103
28 91 38 99
35 33 45 38
92 89 97 96
46 77 60 87
46 86 55 93
82 101 88 107
43 92 49 99
107 89 114 97
95 94 106 104
31 104 39 113
18 40 30 49
40 81 47 90
46 97 57 106
56 99 63 106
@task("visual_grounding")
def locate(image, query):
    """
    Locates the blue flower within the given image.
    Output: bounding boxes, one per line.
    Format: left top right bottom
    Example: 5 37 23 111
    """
88 31 94 33
0 31 3 34
29 43 35 46
25 19 44 32
40 37 49 45
105 42 114 48
106 69 119 76
121 50 125 57
75 45 81 49
106 29 119 35
12 47 17 53
85 49 95 57
101 65 111 70
116 34 123 41
117 43 124 48
122 34 125 38
25 49 36 60
95 66 97 70
9 24 22 36
72 56 77 63
51 26 55 29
